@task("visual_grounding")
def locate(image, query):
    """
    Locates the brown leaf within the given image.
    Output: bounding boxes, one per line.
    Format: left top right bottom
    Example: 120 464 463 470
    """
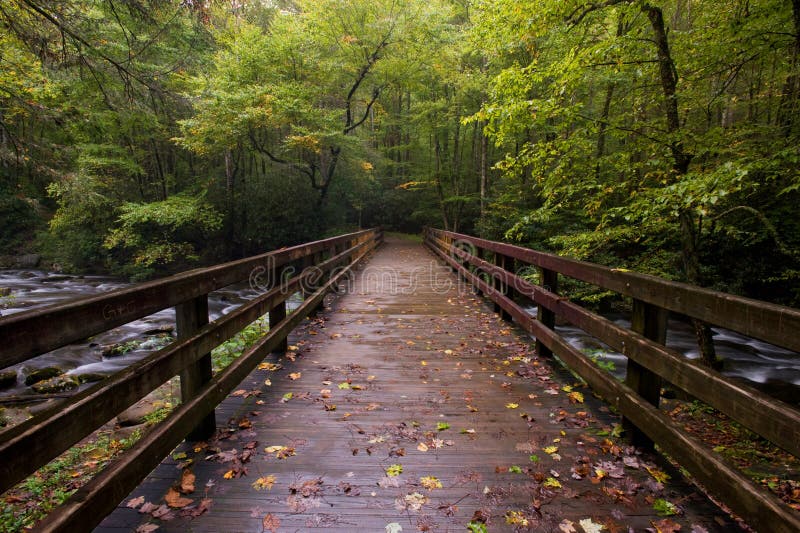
126 495 145 509
139 502 159 514
135 524 159 533
179 469 196 494
165 487 193 509
262 513 281 533
651 519 682 533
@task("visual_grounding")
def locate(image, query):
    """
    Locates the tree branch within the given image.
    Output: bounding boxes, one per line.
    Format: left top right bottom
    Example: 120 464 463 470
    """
566 0 629 26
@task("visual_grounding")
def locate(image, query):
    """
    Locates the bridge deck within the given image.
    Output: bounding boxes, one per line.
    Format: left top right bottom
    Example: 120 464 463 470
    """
98 237 735 532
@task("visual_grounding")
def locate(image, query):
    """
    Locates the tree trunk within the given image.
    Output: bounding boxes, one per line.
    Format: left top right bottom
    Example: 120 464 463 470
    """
644 3 718 367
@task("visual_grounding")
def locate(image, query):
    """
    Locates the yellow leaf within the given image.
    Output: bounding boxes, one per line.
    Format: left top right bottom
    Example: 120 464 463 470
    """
506 403 519 409
420 476 443 490
417 442 429 452
568 391 584 403
289 372 301 380
543 446 559 454
223 470 235 479
252 475 276 491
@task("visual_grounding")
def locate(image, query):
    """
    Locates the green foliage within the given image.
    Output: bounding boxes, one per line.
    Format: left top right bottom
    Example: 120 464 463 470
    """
104 194 223 277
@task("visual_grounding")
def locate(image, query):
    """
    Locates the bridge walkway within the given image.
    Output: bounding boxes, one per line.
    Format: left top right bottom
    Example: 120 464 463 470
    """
97 237 733 532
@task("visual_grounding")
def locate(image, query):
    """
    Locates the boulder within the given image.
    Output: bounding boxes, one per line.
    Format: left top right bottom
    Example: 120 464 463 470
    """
74 372 107 384
0 370 17 389
24 367 64 386
14 254 41 268
117 397 164 427
32 375 79 393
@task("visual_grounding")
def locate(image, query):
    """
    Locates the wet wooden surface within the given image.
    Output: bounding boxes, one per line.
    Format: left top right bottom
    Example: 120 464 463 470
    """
97 237 736 532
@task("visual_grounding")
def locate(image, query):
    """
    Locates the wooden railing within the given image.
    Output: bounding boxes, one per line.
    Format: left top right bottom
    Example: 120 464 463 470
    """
0 228 382 532
424 227 800 533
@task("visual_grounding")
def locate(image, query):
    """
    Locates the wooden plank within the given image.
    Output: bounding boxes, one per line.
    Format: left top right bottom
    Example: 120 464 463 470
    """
437 237 800 459
0 237 378 494
427 228 800 353
0 229 379 367
427 239 800 533
33 241 378 533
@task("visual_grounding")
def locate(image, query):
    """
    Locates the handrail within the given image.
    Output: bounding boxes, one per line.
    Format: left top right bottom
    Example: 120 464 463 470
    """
0 228 382 532
0 228 378 367
424 227 800 533
429 229 800 353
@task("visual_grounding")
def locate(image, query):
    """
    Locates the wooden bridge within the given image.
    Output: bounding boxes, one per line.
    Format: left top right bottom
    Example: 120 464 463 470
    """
0 229 798 532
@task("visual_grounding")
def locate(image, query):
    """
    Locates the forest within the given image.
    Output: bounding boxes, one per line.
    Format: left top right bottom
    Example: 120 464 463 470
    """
1 0 799 307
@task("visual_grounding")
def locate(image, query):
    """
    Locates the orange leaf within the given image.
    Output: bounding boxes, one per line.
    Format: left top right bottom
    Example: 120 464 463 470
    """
165 487 192 508
263 513 280 532
179 469 196 494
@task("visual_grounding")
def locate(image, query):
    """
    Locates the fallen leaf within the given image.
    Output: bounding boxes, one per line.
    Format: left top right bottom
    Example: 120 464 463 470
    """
568 391 585 403
179 469 195 494
506 403 519 409
262 513 280 533
579 518 605 532
252 475 276 491
420 476 443 490
135 524 159 533
386 464 403 477
651 518 682 533
289 372 302 380
165 487 193 509
126 496 145 509
385 522 403 533
417 442 429 452
559 519 577 532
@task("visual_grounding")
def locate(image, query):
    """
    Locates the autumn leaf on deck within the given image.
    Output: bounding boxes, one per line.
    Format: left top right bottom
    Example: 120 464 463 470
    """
135 524 159 533
396 492 427 511
165 487 193 508
262 513 280 533
281 392 293 402
651 518 682 532
289 372 301 380
505 402 519 409
646 466 671 484
543 445 559 455
126 496 145 509
543 477 561 489
436 422 450 431
420 476 443 490
578 518 605 532
505 510 529 526
258 362 282 371
558 519 577 532
417 442 429 452
385 523 403 533
386 464 403 477
568 391 585 403
179 469 195 494
338 382 351 389
252 475 276 491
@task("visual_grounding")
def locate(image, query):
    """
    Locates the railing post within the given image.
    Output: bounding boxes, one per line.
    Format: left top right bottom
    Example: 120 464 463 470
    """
624 299 668 449
536 268 558 357
494 254 514 321
176 295 215 441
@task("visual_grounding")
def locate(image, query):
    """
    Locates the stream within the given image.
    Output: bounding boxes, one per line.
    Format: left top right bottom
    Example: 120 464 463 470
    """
1 269 798 406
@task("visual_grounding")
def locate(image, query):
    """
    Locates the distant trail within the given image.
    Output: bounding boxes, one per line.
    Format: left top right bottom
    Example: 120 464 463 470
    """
98 236 734 532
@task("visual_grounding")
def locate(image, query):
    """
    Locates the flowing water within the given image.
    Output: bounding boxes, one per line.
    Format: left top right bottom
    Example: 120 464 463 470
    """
1 270 798 405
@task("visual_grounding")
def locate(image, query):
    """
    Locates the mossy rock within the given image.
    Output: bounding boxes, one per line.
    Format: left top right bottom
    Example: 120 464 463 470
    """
0 370 16 389
102 340 141 357
24 367 64 386
0 407 7 427
32 375 79 394
75 372 107 384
